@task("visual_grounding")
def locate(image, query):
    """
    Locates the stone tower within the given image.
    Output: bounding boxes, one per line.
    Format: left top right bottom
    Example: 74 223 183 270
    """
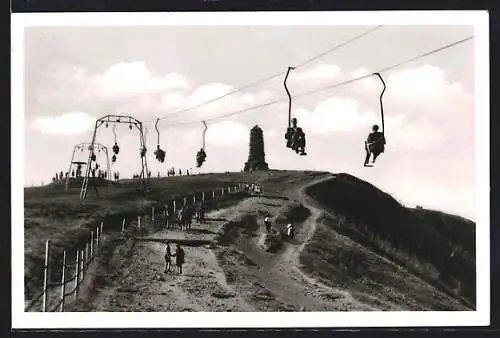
244 125 269 171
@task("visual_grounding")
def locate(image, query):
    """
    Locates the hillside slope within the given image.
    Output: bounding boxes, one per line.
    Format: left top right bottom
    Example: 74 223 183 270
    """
301 173 476 309
24 170 475 311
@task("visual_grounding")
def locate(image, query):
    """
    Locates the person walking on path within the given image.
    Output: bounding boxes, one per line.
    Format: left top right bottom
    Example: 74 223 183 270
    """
173 244 185 274
264 216 272 233
164 242 172 273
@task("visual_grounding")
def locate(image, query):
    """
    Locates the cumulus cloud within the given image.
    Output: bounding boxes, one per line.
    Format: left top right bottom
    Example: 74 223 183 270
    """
294 97 373 134
95 61 190 97
31 111 96 135
387 65 449 100
206 121 249 146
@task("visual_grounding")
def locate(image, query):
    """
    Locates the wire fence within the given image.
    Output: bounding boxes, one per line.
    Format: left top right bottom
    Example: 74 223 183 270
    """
24 183 246 312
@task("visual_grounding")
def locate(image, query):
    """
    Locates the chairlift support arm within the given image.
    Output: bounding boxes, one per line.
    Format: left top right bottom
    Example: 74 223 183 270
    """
284 66 295 127
373 72 386 135
202 120 208 150
155 118 161 146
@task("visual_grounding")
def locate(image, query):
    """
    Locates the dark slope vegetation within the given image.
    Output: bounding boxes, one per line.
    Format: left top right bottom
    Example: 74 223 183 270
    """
304 173 476 308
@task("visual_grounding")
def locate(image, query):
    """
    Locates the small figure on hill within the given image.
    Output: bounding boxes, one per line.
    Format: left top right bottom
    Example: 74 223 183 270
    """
264 216 272 233
164 242 172 273
364 124 386 166
172 244 185 274
60 171 64 180
196 201 206 223
71 170 75 178
179 169 182 176
286 223 295 240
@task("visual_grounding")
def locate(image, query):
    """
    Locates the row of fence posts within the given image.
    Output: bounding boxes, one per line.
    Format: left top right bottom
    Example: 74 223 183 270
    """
120 184 244 233
25 222 104 312
28 183 246 312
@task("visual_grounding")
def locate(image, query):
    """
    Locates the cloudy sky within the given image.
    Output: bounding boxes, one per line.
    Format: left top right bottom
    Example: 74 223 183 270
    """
23 23 476 219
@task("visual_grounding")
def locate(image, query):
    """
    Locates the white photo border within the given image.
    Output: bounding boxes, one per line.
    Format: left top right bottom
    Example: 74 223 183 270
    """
11 10 490 328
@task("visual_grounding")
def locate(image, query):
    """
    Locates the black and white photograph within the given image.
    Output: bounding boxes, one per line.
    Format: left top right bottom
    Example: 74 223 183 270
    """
12 11 490 328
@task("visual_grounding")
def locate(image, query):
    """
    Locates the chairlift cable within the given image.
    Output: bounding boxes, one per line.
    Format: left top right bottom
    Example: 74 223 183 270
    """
150 25 385 122
154 35 473 128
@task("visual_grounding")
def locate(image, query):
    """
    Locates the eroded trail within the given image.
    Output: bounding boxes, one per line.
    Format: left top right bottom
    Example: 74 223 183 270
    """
77 178 372 311
82 205 256 311
77 177 375 311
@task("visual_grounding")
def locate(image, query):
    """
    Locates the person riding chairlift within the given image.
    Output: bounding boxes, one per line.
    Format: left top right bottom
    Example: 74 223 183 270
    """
196 148 207 167
285 118 306 155
364 124 386 166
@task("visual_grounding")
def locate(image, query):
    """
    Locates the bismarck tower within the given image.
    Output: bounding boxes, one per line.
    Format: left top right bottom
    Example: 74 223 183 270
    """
244 125 269 171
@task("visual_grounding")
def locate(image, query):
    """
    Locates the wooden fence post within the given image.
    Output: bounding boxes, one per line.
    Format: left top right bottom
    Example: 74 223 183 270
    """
74 250 79 300
193 194 196 204
96 226 100 250
100 221 104 238
85 244 89 271
173 200 176 211
121 218 126 233
138 216 141 229
42 239 50 312
212 191 215 200
183 197 187 206
59 250 66 312
221 187 224 196
202 191 205 201
80 249 85 280
90 231 94 258
152 207 155 222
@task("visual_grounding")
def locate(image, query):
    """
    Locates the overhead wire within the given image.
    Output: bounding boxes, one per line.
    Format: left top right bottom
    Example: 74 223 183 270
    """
151 24 385 122
159 35 473 128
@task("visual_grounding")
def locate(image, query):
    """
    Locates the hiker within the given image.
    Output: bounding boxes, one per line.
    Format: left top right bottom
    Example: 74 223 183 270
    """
172 244 185 274
264 216 272 233
185 205 194 230
286 223 295 239
177 207 186 231
164 242 172 273
196 202 206 223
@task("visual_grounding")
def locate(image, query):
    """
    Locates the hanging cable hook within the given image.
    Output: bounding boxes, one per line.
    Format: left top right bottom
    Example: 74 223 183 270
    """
112 125 117 143
284 66 295 127
202 120 208 150
154 118 165 163
373 72 386 135
155 118 161 146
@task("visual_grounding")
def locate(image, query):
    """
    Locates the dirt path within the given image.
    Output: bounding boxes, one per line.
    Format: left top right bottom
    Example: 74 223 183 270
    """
85 205 256 311
69 175 468 312
79 176 377 311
